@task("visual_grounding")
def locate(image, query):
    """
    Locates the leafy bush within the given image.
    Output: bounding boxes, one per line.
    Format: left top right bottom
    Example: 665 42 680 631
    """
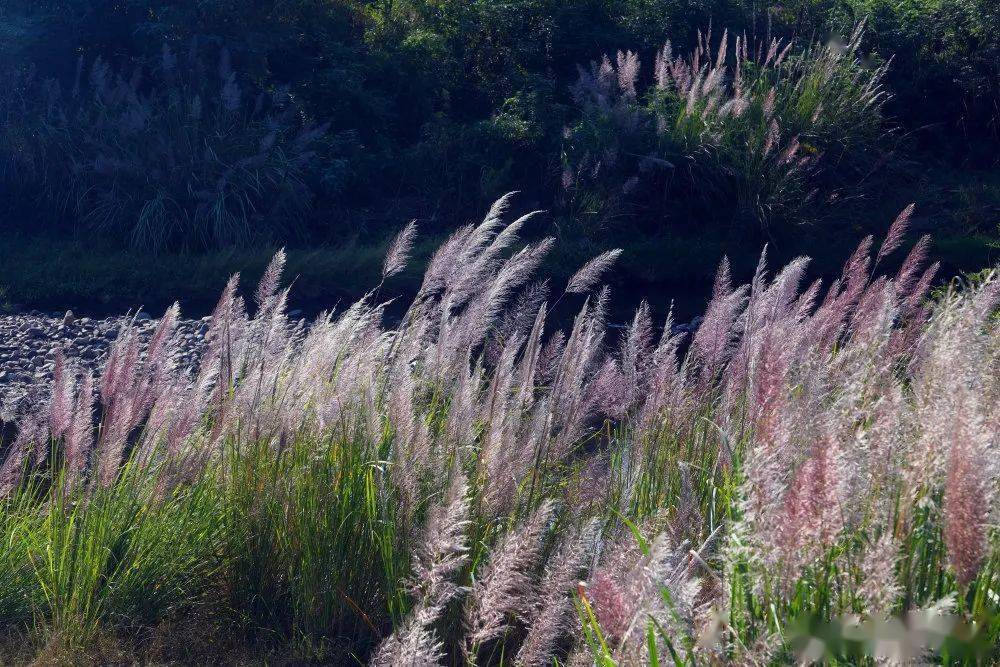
0 43 326 250
0 0 764 241
1 0 996 268
561 24 889 230
760 0 999 165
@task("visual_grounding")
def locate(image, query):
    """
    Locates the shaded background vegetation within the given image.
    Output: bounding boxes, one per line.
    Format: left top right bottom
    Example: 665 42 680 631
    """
0 0 997 317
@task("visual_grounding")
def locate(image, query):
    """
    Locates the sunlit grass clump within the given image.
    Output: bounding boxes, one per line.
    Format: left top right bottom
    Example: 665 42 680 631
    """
0 195 998 663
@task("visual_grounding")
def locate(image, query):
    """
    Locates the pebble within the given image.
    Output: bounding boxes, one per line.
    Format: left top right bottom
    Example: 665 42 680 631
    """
0 312 212 419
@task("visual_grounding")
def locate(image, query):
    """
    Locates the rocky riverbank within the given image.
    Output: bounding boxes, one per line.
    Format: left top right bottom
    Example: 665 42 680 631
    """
0 310 210 419
1 307 705 420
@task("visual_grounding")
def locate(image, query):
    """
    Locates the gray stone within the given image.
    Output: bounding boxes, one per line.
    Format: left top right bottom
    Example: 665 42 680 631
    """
0 309 215 415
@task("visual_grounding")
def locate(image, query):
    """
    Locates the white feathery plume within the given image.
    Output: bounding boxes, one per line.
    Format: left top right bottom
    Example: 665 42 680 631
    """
464 501 556 659
875 203 915 266
515 520 600 666
372 472 471 667
383 220 418 280
566 249 623 294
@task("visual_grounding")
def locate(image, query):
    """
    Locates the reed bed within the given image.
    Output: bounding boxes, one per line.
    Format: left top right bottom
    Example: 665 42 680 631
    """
0 194 998 664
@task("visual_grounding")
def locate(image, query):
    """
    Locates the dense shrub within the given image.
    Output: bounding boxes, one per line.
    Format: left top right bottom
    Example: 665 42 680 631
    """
854 0 998 164
561 25 889 230
0 1 773 239
0 44 327 250
768 0 1000 165
0 0 996 255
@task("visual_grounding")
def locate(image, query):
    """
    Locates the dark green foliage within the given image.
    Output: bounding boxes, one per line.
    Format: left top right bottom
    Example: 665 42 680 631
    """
0 39 328 250
821 0 999 166
0 0 996 253
561 26 890 231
